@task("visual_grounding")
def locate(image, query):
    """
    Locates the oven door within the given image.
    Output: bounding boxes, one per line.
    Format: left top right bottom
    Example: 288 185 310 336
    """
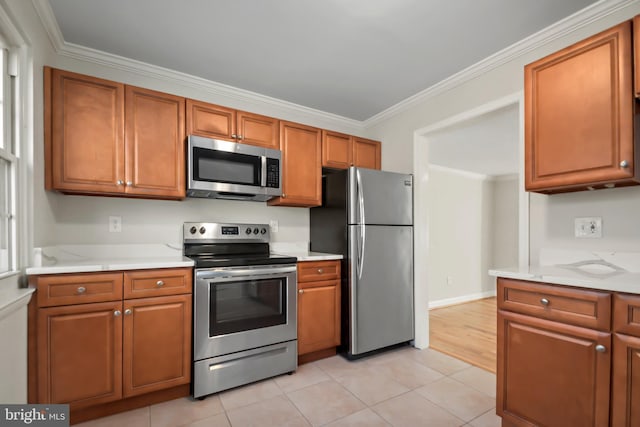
194 264 297 361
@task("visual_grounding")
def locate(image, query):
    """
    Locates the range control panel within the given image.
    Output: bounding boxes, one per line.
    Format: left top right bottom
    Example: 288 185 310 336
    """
183 222 270 243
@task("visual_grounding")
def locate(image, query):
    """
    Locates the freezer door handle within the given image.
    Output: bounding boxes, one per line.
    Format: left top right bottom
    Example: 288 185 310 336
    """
356 170 365 279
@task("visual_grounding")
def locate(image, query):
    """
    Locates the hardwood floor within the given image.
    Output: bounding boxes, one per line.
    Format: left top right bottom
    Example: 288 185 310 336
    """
429 297 497 373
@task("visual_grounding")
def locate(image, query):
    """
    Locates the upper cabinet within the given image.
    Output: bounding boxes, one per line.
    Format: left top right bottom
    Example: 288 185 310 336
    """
45 68 186 200
322 131 381 170
525 21 639 193
186 99 279 149
268 121 322 207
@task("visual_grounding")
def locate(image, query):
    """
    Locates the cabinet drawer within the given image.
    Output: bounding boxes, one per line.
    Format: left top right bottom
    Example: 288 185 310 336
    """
123 268 192 299
497 278 611 331
614 293 640 336
297 261 340 283
33 272 123 307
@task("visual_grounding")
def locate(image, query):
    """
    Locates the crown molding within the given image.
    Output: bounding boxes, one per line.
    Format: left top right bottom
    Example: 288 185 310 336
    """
30 0 363 131
363 0 638 128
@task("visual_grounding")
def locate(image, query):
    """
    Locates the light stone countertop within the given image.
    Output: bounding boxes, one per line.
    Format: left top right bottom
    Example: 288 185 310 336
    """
490 248 640 294
270 242 342 262
25 244 194 276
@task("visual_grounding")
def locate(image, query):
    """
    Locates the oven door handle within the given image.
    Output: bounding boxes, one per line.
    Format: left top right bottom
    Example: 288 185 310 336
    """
196 266 296 280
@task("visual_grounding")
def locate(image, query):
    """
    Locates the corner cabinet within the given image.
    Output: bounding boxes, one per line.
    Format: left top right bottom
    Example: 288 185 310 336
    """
186 99 279 149
322 131 381 170
268 121 322 207
45 67 186 200
297 260 341 363
29 268 192 419
524 21 639 193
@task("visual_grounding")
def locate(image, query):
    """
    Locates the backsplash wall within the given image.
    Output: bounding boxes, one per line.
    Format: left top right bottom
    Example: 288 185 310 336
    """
529 185 640 265
39 192 309 247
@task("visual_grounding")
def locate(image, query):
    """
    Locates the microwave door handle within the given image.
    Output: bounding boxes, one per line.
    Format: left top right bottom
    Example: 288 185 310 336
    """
261 156 267 187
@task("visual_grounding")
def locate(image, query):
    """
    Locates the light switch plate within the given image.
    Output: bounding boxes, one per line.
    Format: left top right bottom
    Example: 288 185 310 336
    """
574 217 602 238
109 216 122 233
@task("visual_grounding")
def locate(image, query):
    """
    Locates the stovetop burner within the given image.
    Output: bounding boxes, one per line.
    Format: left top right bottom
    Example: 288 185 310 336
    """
183 222 297 268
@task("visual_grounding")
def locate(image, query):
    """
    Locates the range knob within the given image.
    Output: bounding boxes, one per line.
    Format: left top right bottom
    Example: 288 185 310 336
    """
245 227 252 235
189 226 197 234
199 226 206 235
253 227 259 235
261 228 267 234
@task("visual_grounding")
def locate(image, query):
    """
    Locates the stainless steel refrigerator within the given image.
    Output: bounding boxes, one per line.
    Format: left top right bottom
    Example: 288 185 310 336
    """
310 167 414 358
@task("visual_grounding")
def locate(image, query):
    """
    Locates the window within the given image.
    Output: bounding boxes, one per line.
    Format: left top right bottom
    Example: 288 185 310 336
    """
0 44 17 276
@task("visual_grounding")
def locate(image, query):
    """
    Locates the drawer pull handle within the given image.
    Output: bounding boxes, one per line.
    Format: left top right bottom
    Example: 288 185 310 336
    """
317 268 324 274
595 345 606 353
540 298 549 306
77 286 86 294
156 280 165 287
299 289 304 294
114 310 121 317
124 309 132 316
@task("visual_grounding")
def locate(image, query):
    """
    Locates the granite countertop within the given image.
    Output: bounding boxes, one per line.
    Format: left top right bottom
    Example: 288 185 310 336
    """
270 242 342 262
26 244 194 276
490 249 640 294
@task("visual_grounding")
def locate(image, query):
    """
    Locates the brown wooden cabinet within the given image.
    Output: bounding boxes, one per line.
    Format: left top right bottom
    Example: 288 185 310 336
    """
524 21 639 193
268 121 322 207
297 260 341 363
497 279 613 426
322 131 381 170
45 67 186 200
29 268 192 414
611 293 640 427
186 99 279 149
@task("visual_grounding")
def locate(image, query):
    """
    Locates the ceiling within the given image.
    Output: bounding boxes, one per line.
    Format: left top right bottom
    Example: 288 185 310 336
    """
48 0 599 121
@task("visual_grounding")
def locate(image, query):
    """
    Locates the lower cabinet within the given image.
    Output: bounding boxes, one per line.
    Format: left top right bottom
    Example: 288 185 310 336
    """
497 309 611 427
297 260 341 362
497 277 640 427
29 268 192 416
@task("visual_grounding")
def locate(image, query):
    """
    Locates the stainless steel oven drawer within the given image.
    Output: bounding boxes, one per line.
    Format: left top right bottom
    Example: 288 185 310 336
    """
193 340 297 398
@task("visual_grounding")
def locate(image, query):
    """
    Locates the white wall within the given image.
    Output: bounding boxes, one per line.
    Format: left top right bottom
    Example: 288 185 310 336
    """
491 176 519 269
427 166 495 305
0 303 29 403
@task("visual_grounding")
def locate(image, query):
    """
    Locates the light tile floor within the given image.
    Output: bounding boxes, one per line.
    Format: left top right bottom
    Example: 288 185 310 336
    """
76 347 500 427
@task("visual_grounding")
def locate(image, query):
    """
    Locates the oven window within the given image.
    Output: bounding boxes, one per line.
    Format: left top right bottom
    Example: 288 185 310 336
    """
210 277 286 336
194 147 260 186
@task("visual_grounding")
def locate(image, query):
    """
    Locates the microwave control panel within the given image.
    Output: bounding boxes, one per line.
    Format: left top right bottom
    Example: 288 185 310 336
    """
266 158 280 188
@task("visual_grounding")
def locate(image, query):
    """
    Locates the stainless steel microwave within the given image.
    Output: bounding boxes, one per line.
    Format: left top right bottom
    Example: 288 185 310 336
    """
187 135 282 201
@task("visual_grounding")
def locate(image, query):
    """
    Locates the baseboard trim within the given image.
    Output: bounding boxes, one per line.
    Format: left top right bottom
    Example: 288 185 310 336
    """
428 290 496 309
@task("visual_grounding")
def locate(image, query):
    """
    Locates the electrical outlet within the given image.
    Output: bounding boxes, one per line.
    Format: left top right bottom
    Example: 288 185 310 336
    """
446 276 453 286
574 217 602 238
109 216 122 233
270 219 279 233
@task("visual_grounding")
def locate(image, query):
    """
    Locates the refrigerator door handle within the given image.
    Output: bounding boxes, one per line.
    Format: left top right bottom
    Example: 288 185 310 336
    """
356 170 365 279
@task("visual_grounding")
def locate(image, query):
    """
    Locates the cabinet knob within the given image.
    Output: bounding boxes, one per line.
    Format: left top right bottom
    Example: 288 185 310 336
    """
77 286 86 294
620 160 629 168
126 181 133 187
116 180 124 185
114 310 121 317
156 280 165 287
124 309 132 315
595 344 606 353
231 134 237 139
540 298 549 306
317 268 324 274
298 289 304 294
237 135 243 140
282 193 286 198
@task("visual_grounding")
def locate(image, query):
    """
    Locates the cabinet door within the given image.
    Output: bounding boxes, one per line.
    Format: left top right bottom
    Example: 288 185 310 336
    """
125 86 185 199
186 99 236 141
497 310 610 427
298 282 340 355
47 68 125 194
123 295 192 397
237 111 279 149
123 268 192 299
322 130 352 169
352 137 381 170
268 121 321 207
634 15 640 98
37 301 123 408
612 333 640 427
525 21 635 192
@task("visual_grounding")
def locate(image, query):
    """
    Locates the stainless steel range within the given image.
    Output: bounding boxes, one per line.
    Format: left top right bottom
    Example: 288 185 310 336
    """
184 222 298 399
